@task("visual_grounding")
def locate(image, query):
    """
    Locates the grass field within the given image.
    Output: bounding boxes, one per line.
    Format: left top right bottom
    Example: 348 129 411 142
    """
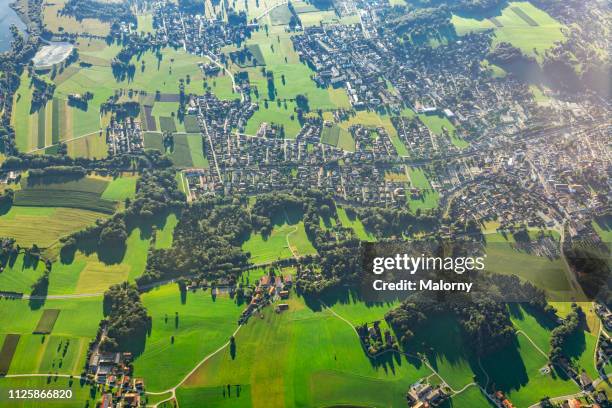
0 206 109 247
406 167 440 211
144 131 165 151
449 385 493 407
33 309 61 334
43 0 111 36
336 206 376 241
0 296 103 377
178 295 432 407
484 232 571 296
101 176 138 201
479 334 578 407
242 222 315 264
0 253 47 294
451 2 566 63
14 188 116 213
170 133 209 168
155 213 179 249
132 284 243 392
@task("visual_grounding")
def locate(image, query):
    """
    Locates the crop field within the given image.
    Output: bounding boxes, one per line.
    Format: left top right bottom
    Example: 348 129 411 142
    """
0 206 109 248
12 39 209 157
144 131 165 151
33 309 61 334
159 116 178 133
0 296 103 377
268 4 293 25
183 115 200 133
451 2 566 62
132 284 243 392
0 334 20 375
484 232 571 297
336 206 376 241
320 125 340 145
178 295 432 407
14 189 116 213
170 133 209 168
299 10 339 27
101 176 138 201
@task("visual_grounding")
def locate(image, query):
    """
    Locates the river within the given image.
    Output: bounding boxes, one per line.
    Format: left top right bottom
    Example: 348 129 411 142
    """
0 0 27 53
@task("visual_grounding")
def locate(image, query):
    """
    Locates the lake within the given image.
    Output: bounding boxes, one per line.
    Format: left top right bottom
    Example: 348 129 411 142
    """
0 0 27 52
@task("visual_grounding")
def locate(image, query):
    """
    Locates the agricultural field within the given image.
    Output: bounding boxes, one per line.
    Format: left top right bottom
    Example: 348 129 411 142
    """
484 232 571 298
321 125 355 152
0 206 108 247
42 0 111 37
0 376 99 407
178 295 432 407
451 2 566 63
132 284 243 392
12 38 210 157
0 296 103 377
169 133 209 168
101 176 138 201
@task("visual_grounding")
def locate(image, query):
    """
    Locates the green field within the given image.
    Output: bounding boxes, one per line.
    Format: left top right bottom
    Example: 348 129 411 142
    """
0 206 109 247
170 133 209 168
0 376 99 407
101 176 138 201
0 253 47 294
336 207 376 242
14 188 116 214
406 167 440 211
155 213 179 249
242 221 316 264
33 309 61 334
132 284 243 392
484 232 571 297
13 39 210 156
178 295 432 407
0 296 103 377
452 2 566 63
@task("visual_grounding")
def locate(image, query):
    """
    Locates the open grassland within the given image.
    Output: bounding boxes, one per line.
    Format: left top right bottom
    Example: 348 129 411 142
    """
336 206 376 241
0 206 108 248
0 296 103 377
484 232 571 296
178 295 432 407
0 253 47 294
449 385 493 407
479 334 579 407
242 220 316 263
155 213 179 249
133 284 243 392
33 309 61 334
406 167 439 211
101 176 138 201
592 215 612 243
451 1 566 62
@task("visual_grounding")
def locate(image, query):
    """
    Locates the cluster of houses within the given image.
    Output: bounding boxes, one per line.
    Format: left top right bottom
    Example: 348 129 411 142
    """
406 382 449 407
107 119 144 156
493 390 514 408
239 273 292 324
356 321 397 356
88 350 146 407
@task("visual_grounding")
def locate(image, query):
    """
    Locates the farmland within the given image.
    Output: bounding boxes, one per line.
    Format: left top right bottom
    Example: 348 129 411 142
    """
169 133 209 168
132 284 243 392
242 220 316 264
0 296 103 377
336 206 376 241
451 2 566 63
33 309 61 334
178 295 432 407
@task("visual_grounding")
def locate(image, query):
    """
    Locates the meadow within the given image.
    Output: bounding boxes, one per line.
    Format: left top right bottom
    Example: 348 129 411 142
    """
101 176 138 201
451 1 566 63
406 167 440 211
0 296 103 377
241 220 316 264
178 295 432 407
484 232 571 297
336 206 376 242
169 133 209 168
132 284 243 392
0 206 108 247
155 213 179 249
